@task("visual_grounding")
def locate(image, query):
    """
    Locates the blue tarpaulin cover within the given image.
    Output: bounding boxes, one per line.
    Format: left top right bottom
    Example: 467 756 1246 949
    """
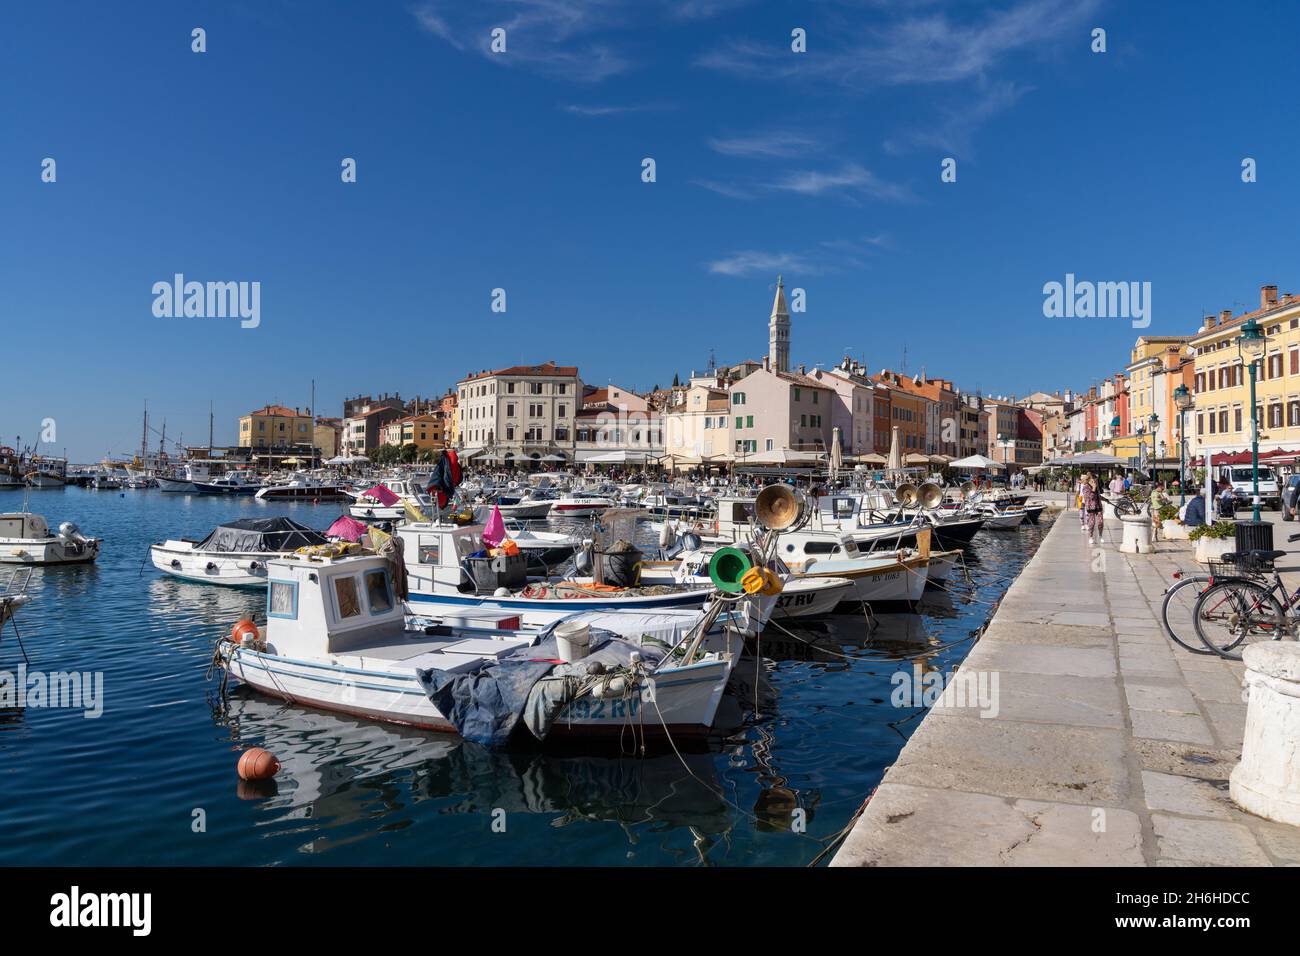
414 626 668 746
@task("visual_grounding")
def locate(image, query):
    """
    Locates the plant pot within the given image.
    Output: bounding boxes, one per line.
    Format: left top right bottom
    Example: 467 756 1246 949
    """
1194 536 1235 564
1160 522 1190 541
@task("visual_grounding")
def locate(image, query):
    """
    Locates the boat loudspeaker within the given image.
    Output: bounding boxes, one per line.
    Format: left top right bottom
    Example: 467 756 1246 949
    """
895 483 919 507
755 484 801 531
959 480 976 500
708 546 754 594
917 482 943 509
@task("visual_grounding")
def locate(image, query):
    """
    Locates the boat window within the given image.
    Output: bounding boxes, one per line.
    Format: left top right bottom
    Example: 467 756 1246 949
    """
417 535 440 565
334 576 362 619
833 498 855 518
268 580 298 619
365 569 393 614
805 542 838 554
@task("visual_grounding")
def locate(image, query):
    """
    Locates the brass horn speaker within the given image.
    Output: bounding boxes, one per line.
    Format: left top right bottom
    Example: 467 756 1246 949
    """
755 484 800 530
959 480 976 500
896 482 919 507
917 481 943 509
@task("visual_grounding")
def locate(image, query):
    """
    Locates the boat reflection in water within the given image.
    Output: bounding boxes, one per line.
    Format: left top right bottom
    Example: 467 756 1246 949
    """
217 694 737 859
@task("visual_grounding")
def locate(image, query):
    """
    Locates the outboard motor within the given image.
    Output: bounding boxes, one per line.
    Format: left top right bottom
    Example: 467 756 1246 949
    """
57 521 89 556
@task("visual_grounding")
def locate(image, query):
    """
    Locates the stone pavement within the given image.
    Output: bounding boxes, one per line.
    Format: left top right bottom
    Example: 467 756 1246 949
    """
832 504 1300 866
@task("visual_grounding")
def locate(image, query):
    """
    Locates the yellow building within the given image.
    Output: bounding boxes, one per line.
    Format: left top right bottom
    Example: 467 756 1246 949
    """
1114 336 1191 463
1189 285 1300 458
381 414 444 450
240 404 314 450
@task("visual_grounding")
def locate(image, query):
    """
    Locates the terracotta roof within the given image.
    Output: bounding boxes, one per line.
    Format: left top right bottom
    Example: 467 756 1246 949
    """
460 362 579 383
246 404 302 418
776 371 831 389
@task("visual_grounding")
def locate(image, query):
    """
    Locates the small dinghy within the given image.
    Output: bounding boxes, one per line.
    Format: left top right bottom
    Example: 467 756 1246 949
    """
0 512 100 565
149 517 328 587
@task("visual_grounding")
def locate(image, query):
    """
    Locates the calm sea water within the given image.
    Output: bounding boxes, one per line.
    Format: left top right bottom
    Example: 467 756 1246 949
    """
0 486 1050 866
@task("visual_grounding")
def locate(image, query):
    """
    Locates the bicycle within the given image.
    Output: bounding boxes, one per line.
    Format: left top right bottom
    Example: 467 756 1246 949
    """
1190 534 1300 660
1160 571 1218 655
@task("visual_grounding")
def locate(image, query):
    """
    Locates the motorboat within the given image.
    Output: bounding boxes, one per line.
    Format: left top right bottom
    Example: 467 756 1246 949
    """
216 548 763 741
255 472 349 501
349 478 435 521
149 517 328 587
0 512 100 564
548 493 614 518
192 472 262 495
90 472 123 490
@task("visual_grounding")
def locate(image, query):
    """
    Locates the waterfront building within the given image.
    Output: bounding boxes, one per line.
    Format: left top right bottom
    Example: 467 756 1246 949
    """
239 404 314 452
343 404 403 456
381 413 444 451
1189 284 1300 460
457 361 582 467
574 383 663 465
815 358 875 455
662 372 732 472
313 417 342 458
871 371 929 456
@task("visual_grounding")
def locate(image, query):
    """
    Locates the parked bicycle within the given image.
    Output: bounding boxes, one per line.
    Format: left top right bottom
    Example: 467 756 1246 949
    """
1189 532 1300 660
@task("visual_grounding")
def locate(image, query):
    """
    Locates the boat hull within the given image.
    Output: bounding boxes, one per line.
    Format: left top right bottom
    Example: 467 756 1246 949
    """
223 646 730 739
149 543 276 587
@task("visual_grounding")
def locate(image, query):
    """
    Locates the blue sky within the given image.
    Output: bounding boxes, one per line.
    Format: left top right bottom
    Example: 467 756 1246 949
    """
5 0 1300 460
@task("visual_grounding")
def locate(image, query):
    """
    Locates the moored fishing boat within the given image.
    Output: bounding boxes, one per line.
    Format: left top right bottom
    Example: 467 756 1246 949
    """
215 548 764 741
0 512 100 565
149 517 327 587
255 472 348 501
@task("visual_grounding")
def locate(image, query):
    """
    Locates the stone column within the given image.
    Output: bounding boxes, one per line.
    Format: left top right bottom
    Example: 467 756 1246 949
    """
1231 642 1300 826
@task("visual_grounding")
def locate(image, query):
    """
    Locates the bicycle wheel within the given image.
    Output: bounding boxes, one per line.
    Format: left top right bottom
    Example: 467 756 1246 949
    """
1160 574 1216 654
1192 579 1286 660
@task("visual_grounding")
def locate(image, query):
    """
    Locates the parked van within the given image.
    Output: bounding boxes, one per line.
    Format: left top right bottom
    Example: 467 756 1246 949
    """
1215 464 1280 510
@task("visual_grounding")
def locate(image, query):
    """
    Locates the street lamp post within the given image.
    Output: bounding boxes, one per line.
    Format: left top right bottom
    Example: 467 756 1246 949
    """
1174 384 1193 505
1148 412 1160 481
1238 317 1267 523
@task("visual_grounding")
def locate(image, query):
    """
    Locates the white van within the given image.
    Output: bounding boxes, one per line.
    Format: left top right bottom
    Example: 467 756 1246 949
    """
1216 464 1280 510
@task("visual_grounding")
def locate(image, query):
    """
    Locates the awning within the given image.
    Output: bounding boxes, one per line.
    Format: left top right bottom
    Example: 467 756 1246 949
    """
458 447 487 460
576 450 654 464
950 454 1005 470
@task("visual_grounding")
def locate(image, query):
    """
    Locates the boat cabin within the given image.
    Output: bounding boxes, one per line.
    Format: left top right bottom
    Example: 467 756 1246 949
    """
263 552 406 657
396 522 489 596
0 513 52 540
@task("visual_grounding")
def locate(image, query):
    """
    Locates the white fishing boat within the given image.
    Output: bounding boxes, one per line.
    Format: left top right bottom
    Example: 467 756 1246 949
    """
149 517 328 587
638 549 851 618
216 549 759 741
156 462 212 493
0 512 100 565
397 520 716 627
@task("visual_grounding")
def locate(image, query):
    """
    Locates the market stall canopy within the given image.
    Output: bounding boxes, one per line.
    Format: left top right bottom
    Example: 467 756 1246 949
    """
904 452 931 465
324 455 350 465
950 454 1005 470
195 517 327 553
854 453 887 465
1044 451 1127 466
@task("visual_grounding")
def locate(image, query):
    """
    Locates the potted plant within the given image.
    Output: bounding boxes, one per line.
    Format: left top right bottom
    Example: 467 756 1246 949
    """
1157 503 1189 540
1191 520 1236 562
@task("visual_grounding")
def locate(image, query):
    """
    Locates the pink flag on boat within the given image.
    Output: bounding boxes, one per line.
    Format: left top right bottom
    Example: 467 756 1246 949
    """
361 484 400 506
482 505 506 548
325 515 369 542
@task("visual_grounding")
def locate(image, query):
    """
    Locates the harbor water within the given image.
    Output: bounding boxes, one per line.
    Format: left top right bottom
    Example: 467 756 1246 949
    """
0 488 1051 866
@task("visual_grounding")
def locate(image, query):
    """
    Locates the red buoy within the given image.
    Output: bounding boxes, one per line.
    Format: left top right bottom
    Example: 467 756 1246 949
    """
230 619 259 645
237 748 280 781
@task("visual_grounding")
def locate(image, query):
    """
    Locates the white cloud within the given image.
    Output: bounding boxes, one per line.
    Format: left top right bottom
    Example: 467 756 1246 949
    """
707 235 890 276
766 163 911 202
707 130 821 159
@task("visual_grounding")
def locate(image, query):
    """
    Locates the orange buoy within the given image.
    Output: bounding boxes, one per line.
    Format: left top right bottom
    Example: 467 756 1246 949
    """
230 618 259 645
237 747 281 781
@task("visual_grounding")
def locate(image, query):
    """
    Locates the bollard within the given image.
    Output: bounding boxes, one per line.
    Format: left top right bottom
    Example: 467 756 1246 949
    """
1230 642 1300 827
1119 515 1153 554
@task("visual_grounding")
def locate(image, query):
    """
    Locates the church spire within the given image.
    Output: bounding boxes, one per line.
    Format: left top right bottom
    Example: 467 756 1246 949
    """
769 275 790 374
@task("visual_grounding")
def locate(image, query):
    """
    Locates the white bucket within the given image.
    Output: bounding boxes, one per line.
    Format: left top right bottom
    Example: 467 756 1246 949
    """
554 620 591 663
